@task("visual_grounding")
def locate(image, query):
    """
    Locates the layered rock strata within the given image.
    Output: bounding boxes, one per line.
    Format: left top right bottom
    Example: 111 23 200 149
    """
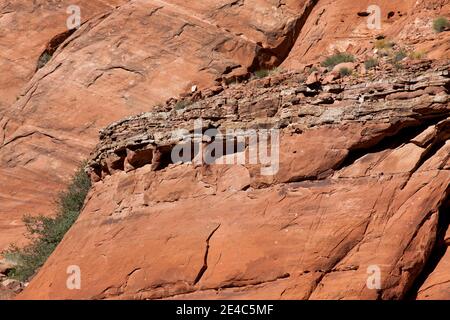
19 61 450 299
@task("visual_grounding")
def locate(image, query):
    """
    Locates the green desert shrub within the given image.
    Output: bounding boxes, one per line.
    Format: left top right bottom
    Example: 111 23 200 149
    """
36 52 52 70
364 58 378 70
321 53 355 70
374 39 395 50
409 51 426 60
393 50 408 62
174 100 190 110
433 17 449 33
339 67 352 77
254 69 270 79
3 164 91 281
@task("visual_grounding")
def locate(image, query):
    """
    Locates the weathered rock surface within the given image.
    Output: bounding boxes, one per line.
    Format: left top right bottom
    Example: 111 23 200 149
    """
417 249 450 299
0 259 12 275
0 0 129 251
1 0 449 300
282 0 450 69
0 0 316 251
19 61 450 299
0 258 24 300
0 284 15 300
1 0 449 256
0 0 127 111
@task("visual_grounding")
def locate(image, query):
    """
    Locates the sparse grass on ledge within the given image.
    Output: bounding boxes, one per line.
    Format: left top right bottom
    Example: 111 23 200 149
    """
433 16 449 33
321 53 355 70
364 58 378 70
3 164 91 282
253 67 283 79
174 99 190 110
339 67 352 77
254 69 270 79
409 50 426 60
374 39 395 50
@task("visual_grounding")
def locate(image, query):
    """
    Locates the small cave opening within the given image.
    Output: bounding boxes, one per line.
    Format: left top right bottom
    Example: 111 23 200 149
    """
154 147 176 171
156 131 251 171
357 11 370 17
36 28 76 71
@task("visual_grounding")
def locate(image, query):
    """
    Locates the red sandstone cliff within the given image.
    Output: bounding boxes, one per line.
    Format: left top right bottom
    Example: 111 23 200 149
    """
0 0 449 300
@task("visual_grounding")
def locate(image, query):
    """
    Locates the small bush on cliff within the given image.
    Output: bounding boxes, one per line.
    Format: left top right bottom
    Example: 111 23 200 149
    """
364 58 378 70
393 50 408 62
321 53 355 70
308 66 318 74
374 39 395 50
339 67 352 77
175 100 190 110
433 17 449 33
3 164 91 281
254 69 270 79
409 51 426 60
36 52 52 70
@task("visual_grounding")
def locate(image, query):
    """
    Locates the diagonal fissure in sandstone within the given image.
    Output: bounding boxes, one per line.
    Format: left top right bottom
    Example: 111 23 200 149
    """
193 224 221 285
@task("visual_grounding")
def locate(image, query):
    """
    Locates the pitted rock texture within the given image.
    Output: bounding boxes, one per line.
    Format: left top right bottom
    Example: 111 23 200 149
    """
19 62 450 300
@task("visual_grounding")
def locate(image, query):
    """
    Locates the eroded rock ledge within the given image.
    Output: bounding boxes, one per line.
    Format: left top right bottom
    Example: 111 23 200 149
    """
87 60 450 185
20 60 450 300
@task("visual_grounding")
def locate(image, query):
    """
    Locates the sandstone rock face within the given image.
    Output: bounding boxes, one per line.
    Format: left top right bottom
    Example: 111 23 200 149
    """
0 0 127 111
282 0 450 69
417 249 450 299
0 0 128 251
19 62 450 299
0 0 315 251
1 0 450 300
1 0 448 253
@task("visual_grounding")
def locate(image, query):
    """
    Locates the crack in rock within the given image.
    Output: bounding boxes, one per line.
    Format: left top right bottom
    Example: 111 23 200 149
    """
193 224 221 285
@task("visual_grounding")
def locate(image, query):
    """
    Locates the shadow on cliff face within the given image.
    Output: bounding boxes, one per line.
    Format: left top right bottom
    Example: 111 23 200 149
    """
405 188 449 299
335 114 450 172
248 0 319 72
35 28 76 71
